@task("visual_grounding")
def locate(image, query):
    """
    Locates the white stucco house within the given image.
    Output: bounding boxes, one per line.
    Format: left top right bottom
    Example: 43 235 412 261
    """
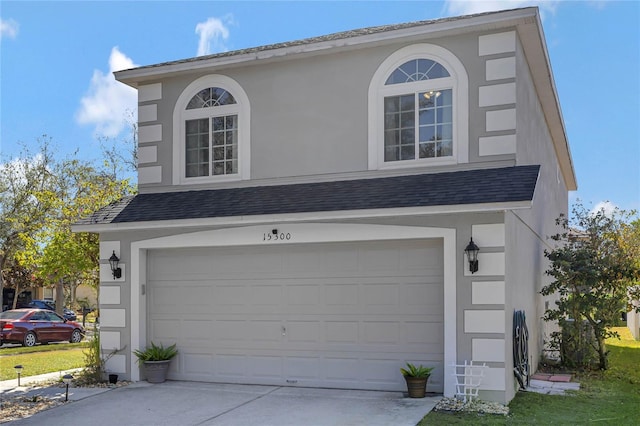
73 7 576 403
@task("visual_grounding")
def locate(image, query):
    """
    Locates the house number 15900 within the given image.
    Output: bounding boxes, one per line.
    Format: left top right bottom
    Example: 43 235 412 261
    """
263 232 291 241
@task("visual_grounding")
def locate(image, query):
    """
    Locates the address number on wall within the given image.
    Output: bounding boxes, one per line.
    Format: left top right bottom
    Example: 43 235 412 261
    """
263 231 292 242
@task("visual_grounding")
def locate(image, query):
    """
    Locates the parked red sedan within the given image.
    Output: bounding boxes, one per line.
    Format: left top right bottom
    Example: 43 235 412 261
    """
0 309 84 347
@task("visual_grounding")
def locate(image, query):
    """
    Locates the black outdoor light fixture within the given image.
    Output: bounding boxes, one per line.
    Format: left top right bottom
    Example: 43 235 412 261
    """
14 365 23 386
464 238 480 274
109 250 122 279
62 374 73 401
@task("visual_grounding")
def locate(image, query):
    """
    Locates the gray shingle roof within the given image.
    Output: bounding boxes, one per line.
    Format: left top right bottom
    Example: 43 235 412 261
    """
76 166 539 226
116 8 528 74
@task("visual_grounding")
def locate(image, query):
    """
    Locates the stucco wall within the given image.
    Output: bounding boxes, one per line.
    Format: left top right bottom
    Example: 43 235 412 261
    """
136 30 517 193
500 34 569 401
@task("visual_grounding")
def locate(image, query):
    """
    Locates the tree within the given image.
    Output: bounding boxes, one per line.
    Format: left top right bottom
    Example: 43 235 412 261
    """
26 155 134 308
1 137 135 311
541 202 640 369
0 138 58 309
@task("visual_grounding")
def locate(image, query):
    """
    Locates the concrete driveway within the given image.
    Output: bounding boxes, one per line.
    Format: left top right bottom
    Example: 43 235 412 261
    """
8 381 440 426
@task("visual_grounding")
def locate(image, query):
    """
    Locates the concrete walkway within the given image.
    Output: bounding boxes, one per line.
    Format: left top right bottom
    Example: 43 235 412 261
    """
1 376 440 426
527 373 580 395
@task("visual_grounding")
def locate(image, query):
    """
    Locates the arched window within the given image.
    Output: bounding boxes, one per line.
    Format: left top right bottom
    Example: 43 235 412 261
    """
368 44 468 170
173 75 250 184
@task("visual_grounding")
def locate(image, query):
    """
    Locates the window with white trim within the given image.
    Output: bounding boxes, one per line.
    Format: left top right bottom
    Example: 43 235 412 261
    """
173 75 250 185
184 87 238 177
368 44 468 170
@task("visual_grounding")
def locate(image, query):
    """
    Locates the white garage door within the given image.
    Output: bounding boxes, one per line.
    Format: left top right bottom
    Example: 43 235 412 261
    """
147 239 444 391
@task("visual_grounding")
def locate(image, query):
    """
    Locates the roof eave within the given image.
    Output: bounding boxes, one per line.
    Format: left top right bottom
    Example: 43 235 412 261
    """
71 200 533 234
516 13 577 191
114 7 539 87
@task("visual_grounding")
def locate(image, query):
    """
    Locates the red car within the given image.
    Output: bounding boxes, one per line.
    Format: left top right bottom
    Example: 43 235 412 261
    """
0 309 84 347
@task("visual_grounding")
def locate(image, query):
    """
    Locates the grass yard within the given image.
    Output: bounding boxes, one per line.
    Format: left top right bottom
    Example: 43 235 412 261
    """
420 327 640 425
0 343 88 381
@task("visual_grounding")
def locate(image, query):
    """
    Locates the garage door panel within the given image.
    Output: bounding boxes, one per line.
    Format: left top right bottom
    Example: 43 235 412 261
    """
148 240 444 391
250 356 283 379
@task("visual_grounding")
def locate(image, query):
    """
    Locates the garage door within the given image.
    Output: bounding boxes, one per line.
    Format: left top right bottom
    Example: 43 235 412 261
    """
147 239 444 391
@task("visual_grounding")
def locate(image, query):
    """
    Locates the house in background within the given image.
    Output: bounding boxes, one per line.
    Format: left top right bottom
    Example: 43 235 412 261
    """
73 7 576 403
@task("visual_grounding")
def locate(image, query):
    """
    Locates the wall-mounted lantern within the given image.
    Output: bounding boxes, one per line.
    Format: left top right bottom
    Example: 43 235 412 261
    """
109 251 122 279
464 238 480 274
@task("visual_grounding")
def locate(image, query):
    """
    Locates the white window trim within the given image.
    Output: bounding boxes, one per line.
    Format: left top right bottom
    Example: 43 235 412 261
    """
368 44 469 170
173 74 251 185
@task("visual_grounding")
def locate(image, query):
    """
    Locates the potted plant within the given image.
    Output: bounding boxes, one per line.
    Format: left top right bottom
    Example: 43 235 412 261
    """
400 363 434 398
133 342 178 383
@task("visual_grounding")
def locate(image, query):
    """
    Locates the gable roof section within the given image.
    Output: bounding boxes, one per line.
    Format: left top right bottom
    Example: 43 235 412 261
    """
76 165 539 229
114 7 575 193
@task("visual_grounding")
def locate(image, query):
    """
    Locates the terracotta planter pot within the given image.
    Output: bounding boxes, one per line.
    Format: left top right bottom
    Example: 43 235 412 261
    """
143 360 172 383
404 376 429 398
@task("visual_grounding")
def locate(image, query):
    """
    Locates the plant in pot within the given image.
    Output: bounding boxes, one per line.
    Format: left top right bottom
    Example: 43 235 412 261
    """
400 363 434 398
133 342 178 383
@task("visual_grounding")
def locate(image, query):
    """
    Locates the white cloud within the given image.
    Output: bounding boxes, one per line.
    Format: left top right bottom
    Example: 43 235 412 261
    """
443 0 559 17
590 201 619 218
195 16 232 56
76 47 138 138
0 18 19 39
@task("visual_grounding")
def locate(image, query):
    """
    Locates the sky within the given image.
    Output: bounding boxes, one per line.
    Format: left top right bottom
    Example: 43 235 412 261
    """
1 0 639 214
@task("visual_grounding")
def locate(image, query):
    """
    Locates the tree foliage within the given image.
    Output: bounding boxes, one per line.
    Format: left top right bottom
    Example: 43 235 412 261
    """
0 138 59 308
541 202 640 369
1 136 135 310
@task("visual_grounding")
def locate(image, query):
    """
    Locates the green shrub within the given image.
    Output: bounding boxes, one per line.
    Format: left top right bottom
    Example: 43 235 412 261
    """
400 363 434 378
133 342 178 363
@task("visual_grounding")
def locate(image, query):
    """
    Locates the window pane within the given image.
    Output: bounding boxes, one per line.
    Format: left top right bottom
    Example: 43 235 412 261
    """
226 146 235 160
186 164 199 177
419 125 436 142
441 105 452 123
438 140 453 157
439 124 453 140
400 128 414 144
400 95 414 112
419 109 435 125
400 111 414 128
213 162 224 175
186 118 209 177
438 89 452 106
385 146 399 162
385 113 399 129
213 132 225 146
226 130 236 145
419 142 435 158
186 135 198 149
212 116 224 130
384 130 399 147
385 59 449 85
400 145 415 160
384 97 399 113
226 115 237 129
213 147 225 161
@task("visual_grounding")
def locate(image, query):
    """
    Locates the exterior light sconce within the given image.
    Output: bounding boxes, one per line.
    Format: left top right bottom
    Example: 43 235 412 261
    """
109 251 122 279
14 365 23 386
464 238 480 274
62 374 73 401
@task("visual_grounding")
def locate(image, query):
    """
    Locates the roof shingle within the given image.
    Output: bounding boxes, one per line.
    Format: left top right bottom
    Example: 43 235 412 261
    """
76 166 539 226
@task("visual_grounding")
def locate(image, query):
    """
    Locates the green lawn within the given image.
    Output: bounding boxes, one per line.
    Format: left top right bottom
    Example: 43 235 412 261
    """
0 343 88 381
420 327 640 425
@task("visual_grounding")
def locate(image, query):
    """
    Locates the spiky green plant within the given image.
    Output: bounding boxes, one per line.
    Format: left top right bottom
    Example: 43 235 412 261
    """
400 363 434 378
133 342 178 363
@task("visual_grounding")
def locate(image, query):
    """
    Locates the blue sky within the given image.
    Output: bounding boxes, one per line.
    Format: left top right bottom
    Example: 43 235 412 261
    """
1 0 639 213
